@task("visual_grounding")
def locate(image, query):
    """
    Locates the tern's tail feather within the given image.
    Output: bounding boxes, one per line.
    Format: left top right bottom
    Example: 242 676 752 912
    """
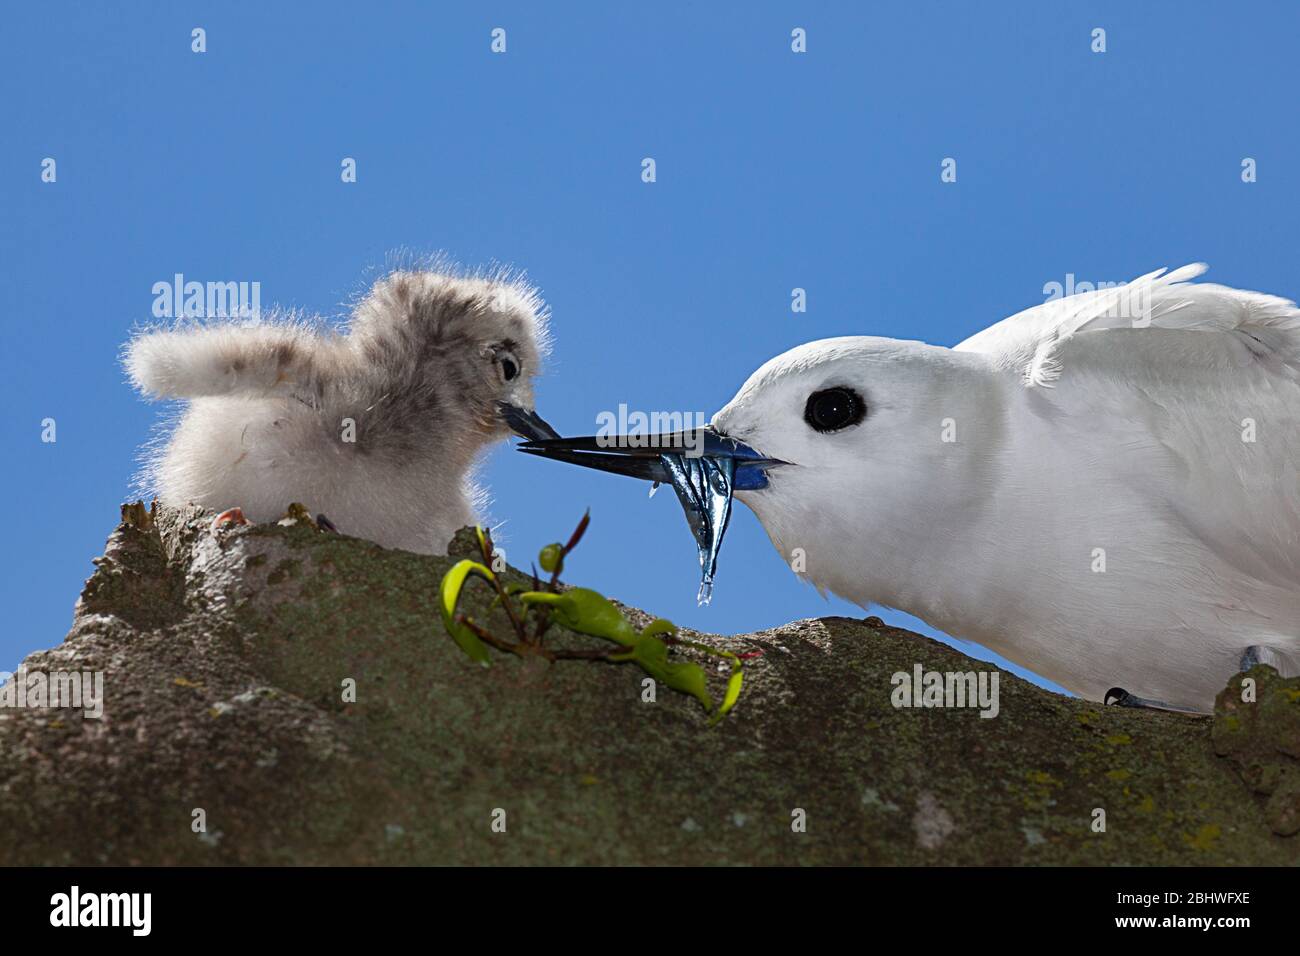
124 320 339 400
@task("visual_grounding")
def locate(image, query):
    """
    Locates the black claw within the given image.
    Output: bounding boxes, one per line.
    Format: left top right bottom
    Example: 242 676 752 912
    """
1103 686 1201 714
1105 686 1162 709
316 513 339 534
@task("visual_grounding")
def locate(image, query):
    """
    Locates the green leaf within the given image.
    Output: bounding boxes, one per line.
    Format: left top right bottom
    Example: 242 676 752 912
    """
439 559 495 666
519 588 639 646
641 618 678 639
538 543 564 575
631 633 669 669
631 636 713 712
648 633 744 724
666 663 713 712
710 657 744 725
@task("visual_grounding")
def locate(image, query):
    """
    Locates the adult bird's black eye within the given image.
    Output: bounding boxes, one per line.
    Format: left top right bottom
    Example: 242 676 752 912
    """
804 387 865 433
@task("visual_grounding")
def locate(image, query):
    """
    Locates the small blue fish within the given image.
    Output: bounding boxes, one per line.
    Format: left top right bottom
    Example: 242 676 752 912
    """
504 403 784 601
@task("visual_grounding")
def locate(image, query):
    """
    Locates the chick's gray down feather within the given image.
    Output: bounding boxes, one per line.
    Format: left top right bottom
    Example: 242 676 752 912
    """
125 268 549 554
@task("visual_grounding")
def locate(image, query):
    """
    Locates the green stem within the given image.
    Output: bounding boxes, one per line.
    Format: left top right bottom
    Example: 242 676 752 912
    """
477 528 529 643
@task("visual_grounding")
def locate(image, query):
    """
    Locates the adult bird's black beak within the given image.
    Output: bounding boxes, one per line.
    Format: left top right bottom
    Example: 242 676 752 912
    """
515 426 785 490
505 407 786 603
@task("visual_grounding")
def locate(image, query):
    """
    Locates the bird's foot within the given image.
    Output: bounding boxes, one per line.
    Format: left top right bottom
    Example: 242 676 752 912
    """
210 507 251 537
277 503 341 536
278 503 317 528
1104 686 1159 709
1103 687 1201 714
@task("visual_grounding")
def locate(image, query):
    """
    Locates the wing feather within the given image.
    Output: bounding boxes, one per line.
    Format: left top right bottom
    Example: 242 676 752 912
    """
958 265 1300 591
955 264 1300 386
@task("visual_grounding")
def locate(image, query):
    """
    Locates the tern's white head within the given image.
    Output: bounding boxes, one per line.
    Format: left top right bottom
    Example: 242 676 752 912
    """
710 336 1004 608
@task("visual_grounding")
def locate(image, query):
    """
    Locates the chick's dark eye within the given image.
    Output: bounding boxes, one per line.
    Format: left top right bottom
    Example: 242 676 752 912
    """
804 387 865 433
500 356 519 381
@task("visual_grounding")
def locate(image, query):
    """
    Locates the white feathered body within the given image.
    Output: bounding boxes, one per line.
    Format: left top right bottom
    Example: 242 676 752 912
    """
126 270 548 555
721 266 1300 711
154 391 480 554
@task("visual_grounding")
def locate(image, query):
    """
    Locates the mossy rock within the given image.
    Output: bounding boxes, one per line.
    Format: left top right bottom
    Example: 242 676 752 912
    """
0 504 1295 865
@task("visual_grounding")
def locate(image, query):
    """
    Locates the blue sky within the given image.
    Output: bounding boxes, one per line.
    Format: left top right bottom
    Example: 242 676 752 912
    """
3 2 1298 694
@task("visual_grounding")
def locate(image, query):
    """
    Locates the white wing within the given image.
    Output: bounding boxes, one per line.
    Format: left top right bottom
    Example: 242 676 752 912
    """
954 263 1300 386
957 263 1300 614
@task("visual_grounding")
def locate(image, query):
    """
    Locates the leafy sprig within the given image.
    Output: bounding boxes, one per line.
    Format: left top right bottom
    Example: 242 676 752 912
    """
438 513 744 724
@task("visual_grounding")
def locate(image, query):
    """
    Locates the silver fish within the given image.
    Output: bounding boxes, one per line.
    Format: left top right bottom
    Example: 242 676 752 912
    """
507 404 784 601
658 453 736 605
